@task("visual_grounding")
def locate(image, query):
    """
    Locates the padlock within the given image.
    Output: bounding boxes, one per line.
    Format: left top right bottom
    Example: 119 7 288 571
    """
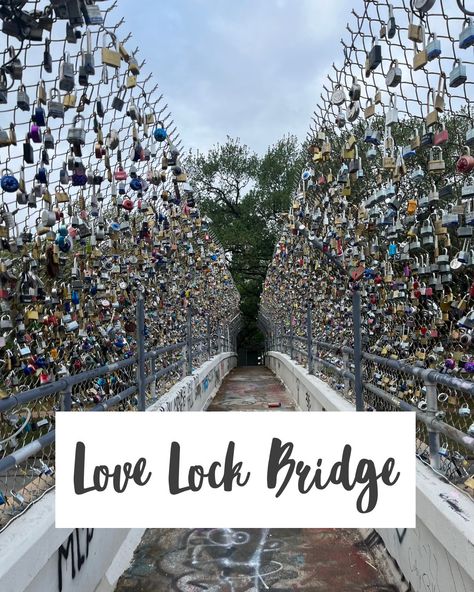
67 115 86 147
5 46 23 80
387 3 396 39
413 36 427 71
414 0 436 13
81 0 104 25
425 89 438 127
385 94 398 126
364 99 375 119
63 92 77 110
1 169 19 193
459 17 474 50
346 101 360 123
408 12 424 42
345 76 361 103
331 83 345 106
426 32 441 60
128 53 140 76
0 126 10 147
78 64 89 87
368 37 382 71
457 146 474 174
433 123 448 146
81 29 95 76
420 124 433 147
101 31 121 68
428 146 445 174
33 102 46 127
16 85 30 111
43 37 53 73
48 87 64 119
0 70 8 104
111 86 126 111
59 53 75 93
23 135 35 163
434 72 446 112
449 59 467 88
386 59 402 87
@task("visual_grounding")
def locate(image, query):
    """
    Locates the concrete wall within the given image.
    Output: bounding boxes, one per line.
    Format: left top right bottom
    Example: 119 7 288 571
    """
266 351 474 592
0 352 237 592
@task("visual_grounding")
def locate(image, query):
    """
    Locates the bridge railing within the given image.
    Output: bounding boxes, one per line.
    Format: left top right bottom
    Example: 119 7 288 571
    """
0 303 239 532
259 311 474 496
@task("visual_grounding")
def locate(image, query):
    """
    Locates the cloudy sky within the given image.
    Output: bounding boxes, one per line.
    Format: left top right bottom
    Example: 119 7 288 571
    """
119 0 353 155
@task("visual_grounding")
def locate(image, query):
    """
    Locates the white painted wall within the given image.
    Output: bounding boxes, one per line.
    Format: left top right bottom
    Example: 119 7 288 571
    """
0 352 237 592
266 351 474 592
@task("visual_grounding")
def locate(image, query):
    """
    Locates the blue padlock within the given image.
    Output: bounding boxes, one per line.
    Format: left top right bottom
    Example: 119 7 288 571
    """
402 145 416 159
388 242 397 256
153 126 167 142
1 169 19 192
34 105 46 127
459 18 474 50
71 290 80 305
449 58 467 88
130 177 142 191
35 166 48 184
426 33 441 60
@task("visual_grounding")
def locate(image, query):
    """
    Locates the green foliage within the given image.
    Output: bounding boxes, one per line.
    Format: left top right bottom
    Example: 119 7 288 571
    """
187 135 303 350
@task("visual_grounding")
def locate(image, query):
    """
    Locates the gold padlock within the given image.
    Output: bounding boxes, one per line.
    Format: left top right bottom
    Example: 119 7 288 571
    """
63 93 77 109
126 75 137 89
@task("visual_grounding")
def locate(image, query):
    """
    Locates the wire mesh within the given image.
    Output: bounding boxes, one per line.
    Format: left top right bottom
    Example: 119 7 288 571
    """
0 0 240 529
261 0 474 498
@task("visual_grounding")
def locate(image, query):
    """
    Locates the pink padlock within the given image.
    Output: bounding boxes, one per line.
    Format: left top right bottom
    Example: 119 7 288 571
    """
68 226 78 238
29 124 42 143
456 146 474 174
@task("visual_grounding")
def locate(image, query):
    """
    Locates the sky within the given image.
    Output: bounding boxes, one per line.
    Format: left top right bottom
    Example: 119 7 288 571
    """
118 0 354 155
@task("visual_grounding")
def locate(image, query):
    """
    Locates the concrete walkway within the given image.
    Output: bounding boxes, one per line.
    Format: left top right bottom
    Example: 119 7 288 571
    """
115 366 394 592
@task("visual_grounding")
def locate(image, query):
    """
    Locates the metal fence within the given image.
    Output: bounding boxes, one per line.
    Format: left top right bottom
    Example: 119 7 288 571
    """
260 310 474 497
0 302 240 531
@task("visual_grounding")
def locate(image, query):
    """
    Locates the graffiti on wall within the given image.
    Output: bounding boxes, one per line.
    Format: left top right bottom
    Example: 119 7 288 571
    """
57 528 94 592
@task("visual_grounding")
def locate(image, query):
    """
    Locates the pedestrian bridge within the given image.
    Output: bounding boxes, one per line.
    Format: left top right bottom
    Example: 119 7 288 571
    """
1 352 473 592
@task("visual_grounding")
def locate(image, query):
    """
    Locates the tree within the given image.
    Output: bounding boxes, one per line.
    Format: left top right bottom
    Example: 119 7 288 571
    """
187 135 303 352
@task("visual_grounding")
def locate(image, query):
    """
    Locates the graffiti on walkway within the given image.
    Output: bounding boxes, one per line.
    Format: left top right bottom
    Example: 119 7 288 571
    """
159 528 288 591
137 528 386 591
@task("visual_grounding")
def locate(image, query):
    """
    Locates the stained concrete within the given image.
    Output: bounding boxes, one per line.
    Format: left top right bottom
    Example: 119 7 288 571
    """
115 366 394 592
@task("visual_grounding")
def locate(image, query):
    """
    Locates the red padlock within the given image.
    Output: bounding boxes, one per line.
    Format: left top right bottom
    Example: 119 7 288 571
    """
122 198 134 211
114 166 127 181
470 282 474 298
456 146 474 174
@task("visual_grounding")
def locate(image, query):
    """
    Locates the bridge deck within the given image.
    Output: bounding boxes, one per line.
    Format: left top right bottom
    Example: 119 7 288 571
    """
115 366 393 591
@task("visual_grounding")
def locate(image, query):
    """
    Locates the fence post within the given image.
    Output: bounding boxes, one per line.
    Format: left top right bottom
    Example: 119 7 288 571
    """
150 357 156 400
207 316 211 359
186 306 193 375
306 305 313 374
137 296 146 411
289 316 294 360
63 383 72 411
425 378 441 471
342 350 351 397
352 286 364 412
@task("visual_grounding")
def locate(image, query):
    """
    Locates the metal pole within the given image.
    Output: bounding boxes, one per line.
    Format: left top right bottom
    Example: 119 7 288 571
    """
186 306 193 375
425 379 441 471
289 317 294 360
63 384 72 411
352 287 364 412
150 358 156 400
207 316 211 359
306 305 313 374
137 296 146 411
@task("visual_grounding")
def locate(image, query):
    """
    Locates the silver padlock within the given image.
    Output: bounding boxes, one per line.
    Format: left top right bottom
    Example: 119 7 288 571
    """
59 53 75 93
67 115 86 147
48 87 64 119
